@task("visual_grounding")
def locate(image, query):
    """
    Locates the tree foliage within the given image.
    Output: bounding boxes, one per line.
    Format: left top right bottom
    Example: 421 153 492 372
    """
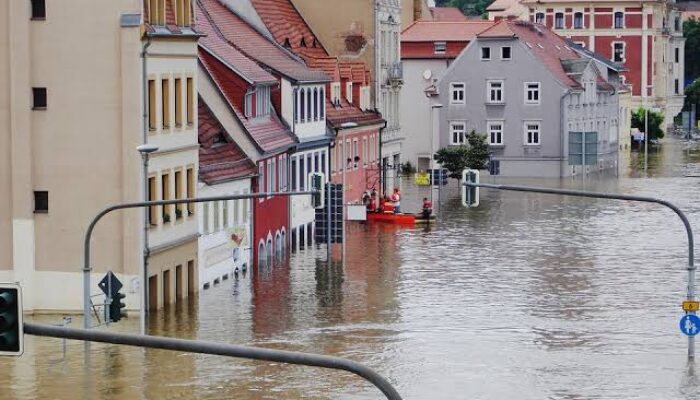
435 131 490 180
434 0 492 18
631 108 664 140
685 78 700 115
685 18 700 83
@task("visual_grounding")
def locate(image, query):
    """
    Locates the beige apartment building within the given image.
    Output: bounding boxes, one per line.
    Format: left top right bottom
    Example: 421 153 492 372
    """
0 0 198 313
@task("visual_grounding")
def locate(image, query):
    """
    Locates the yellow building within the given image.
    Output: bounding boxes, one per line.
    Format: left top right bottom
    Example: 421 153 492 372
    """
0 0 198 314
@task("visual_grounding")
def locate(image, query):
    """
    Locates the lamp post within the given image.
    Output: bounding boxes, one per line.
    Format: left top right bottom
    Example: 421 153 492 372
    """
136 144 158 335
430 103 443 204
644 84 653 176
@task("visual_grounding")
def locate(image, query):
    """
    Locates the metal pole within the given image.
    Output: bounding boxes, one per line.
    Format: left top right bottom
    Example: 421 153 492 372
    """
342 129 346 261
24 322 403 400
644 91 649 176
141 153 148 335
327 182 331 261
465 181 696 358
83 191 319 331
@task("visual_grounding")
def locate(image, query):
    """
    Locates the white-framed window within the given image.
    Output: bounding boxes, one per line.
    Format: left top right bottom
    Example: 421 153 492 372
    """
535 12 545 24
501 46 512 60
258 163 265 203
450 82 465 104
363 137 368 167
488 121 504 145
353 139 359 169
524 121 541 145
450 121 467 145
331 82 341 106
614 11 624 29
487 80 504 104
256 85 271 117
555 12 564 29
612 42 624 62
346 82 353 104
524 82 540 104
434 41 446 54
244 91 253 118
574 12 583 29
481 46 491 60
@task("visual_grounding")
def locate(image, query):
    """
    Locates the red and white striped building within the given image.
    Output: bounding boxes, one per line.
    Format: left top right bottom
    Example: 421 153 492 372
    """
521 0 685 124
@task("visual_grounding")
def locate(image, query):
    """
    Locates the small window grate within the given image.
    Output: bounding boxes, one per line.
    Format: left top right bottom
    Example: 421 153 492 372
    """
34 191 48 213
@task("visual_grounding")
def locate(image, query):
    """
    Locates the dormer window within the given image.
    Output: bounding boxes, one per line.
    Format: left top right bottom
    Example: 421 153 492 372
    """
213 133 227 147
256 85 271 117
300 37 307 48
331 82 341 106
346 82 353 104
283 38 291 48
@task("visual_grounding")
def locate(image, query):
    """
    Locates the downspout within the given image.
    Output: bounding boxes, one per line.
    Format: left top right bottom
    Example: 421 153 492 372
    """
140 36 151 330
560 89 571 178
379 120 388 197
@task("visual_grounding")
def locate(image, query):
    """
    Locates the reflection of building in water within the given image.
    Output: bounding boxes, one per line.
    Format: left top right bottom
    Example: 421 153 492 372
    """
252 259 293 339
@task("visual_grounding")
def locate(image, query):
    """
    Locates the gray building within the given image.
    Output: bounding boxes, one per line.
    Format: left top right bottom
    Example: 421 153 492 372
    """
432 19 621 177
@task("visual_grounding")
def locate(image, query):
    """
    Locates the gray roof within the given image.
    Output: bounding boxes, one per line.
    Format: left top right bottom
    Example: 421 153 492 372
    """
566 40 627 72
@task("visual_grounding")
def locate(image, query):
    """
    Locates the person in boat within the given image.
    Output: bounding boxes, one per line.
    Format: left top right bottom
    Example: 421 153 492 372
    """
391 188 401 214
421 197 432 219
381 195 395 214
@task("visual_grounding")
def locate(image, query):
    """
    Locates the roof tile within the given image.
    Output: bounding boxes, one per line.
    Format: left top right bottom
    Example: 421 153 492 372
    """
402 21 495 42
429 7 468 22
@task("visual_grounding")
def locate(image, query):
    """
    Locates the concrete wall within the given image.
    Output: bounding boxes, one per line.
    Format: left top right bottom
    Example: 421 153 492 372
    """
401 58 451 170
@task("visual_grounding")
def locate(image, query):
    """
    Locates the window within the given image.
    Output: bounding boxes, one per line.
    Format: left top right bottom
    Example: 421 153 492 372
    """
555 13 564 29
258 242 265 267
34 191 48 213
450 122 466 145
481 46 491 60
256 85 270 117
320 87 325 119
300 90 306 122
162 173 171 221
535 12 545 24
186 77 194 125
258 163 264 202
614 12 624 28
291 157 298 190
450 83 465 104
313 88 319 120
321 152 326 174
32 87 47 109
675 16 681 31
613 42 624 62
363 137 368 167
175 0 192 26
434 41 446 54
299 155 305 190
525 82 540 104
162 79 170 129
186 167 194 214
149 0 165 26
574 12 583 29
501 46 512 60
353 139 359 169
148 80 156 130
488 121 504 145
346 82 353 104
148 177 157 224
174 78 182 126
524 121 541 145
31 0 46 20
675 47 680 63
487 80 504 104
675 79 680 95
175 170 183 218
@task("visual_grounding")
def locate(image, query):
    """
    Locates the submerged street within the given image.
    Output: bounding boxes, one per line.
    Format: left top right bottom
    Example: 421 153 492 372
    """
4 138 700 399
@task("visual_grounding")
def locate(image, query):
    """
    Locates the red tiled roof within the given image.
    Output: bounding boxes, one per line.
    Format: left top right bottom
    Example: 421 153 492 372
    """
486 0 519 11
198 0 329 83
304 56 341 81
196 2 277 84
199 99 257 184
480 20 582 89
402 21 494 42
249 0 328 59
326 97 384 129
143 0 200 36
199 49 296 153
429 7 468 22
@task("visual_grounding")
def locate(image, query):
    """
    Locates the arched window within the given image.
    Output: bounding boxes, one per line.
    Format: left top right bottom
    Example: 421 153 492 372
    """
275 231 282 262
300 89 306 122
574 12 583 29
258 242 265 268
293 88 298 123
614 12 623 29
266 238 273 267
313 88 318 121
319 87 325 119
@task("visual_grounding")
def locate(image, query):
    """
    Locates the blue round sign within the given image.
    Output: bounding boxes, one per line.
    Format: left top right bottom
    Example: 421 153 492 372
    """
680 315 700 336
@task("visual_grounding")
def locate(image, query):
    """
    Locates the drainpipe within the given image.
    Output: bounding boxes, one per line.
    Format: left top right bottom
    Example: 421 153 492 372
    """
560 89 571 179
378 120 388 197
140 36 152 334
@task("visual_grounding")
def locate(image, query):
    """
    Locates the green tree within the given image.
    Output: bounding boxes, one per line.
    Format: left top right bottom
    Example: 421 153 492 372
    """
435 131 491 180
685 18 700 83
631 108 665 140
685 78 700 115
434 0 492 17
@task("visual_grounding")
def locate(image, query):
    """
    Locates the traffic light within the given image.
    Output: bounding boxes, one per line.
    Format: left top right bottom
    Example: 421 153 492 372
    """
109 290 127 323
308 172 325 209
462 169 480 208
0 283 23 356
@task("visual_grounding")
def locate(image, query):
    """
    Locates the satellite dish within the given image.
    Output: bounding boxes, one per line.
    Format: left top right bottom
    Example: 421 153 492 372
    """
423 69 432 80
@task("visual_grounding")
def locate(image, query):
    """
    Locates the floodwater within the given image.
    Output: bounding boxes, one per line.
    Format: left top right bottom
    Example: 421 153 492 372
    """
5 139 700 399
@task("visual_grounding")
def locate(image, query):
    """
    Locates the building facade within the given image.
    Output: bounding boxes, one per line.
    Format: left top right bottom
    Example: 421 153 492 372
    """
523 0 685 125
401 20 494 171
435 20 621 177
0 0 198 313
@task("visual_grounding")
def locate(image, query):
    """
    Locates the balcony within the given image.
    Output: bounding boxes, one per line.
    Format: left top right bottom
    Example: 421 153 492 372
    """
387 62 403 87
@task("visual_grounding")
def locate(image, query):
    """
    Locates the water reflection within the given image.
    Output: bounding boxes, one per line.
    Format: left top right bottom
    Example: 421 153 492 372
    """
5 139 700 398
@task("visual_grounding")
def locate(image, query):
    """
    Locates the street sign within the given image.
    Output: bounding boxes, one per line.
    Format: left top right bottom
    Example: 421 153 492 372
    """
98 271 123 297
683 301 700 312
680 314 700 336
